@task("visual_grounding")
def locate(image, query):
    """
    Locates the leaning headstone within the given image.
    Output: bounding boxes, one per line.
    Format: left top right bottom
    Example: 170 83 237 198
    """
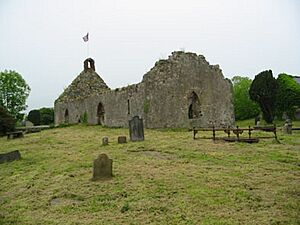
0 150 21 164
283 119 292 135
129 116 145 141
102 137 109 146
92 154 113 180
118 136 127 144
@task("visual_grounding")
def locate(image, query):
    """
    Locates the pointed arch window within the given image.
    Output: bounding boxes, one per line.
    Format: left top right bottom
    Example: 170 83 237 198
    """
188 92 202 119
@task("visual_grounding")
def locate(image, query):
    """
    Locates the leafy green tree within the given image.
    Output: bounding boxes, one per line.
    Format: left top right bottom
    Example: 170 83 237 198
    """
0 70 30 118
28 109 41 126
0 106 15 136
276 74 300 119
40 107 54 125
249 70 278 123
232 76 260 120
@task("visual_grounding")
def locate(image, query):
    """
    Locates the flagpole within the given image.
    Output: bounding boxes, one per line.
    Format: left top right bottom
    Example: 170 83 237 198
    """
83 32 89 58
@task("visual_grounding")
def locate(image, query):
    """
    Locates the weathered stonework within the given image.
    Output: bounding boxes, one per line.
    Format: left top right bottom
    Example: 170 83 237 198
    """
55 51 235 128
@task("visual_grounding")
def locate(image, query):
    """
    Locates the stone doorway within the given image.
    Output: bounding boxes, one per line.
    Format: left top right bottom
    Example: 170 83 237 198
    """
188 91 202 119
65 109 69 124
97 103 105 125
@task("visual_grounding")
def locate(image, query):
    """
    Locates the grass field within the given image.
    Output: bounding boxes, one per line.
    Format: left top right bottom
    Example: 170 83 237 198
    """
0 123 299 225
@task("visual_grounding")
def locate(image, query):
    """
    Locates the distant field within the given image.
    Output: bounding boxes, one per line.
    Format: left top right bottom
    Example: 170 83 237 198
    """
0 123 299 225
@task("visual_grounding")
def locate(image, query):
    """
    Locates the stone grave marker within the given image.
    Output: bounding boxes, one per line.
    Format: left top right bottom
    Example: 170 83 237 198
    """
129 116 144 141
0 150 21 164
25 120 34 127
283 119 292 135
102 137 109 145
118 136 127 144
92 154 112 180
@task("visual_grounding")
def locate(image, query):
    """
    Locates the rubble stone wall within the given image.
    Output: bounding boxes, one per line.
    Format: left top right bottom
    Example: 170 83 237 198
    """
55 52 235 128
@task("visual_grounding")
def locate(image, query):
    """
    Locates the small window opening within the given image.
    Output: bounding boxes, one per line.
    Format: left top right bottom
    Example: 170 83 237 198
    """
65 109 69 124
127 99 130 114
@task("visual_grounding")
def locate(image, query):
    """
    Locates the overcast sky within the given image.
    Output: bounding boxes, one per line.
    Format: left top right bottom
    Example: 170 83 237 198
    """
0 0 299 112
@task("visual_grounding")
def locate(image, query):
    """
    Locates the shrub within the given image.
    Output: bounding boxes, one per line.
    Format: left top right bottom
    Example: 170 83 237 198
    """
80 112 88 124
40 107 54 125
143 100 150 114
28 109 41 126
276 74 300 119
249 70 278 123
232 76 260 120
0 106 16 136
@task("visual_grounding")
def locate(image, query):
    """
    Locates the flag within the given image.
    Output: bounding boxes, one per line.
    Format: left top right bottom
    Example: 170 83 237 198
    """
83 32 89 42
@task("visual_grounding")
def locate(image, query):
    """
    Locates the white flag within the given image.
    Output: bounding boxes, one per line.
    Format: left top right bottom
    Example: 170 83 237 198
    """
83 32 89 42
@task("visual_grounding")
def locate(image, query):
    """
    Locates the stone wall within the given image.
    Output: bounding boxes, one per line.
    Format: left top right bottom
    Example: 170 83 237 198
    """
54 51 235 128
139 52 234 128
55 83 145 127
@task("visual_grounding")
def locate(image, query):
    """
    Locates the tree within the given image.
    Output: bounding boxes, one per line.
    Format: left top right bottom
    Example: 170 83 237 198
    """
0 106 15 136
40 107 54 125
276 74 300 119
232 76 260 120
0 70 30 119
28 109 41 126
249 70 278 123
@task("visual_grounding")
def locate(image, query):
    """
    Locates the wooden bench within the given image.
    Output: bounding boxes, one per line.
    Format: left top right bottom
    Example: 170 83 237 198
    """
7 131 24 139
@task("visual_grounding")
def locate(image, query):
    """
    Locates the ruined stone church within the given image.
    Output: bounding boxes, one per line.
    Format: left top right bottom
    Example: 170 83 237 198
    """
54 51 234 128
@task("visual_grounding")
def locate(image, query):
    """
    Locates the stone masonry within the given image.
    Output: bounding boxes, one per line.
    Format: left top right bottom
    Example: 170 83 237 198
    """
54 52 235 128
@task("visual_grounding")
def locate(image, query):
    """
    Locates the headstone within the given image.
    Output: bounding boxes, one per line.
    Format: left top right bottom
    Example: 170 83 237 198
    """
102 137 109 145
295 108 300 120
283 119 292 135
0 150 21 164
21 120 26 126
255 116 260 126
118 136 127 144
25 120 34 127
129 116 144 141
92 154 112 180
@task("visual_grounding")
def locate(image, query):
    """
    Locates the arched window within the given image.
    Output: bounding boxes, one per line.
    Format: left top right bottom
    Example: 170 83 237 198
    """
188 92 202 119
97 103 105 125
65 109 69 124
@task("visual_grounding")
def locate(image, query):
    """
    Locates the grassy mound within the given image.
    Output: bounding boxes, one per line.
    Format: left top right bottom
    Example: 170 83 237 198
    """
0 125 299 224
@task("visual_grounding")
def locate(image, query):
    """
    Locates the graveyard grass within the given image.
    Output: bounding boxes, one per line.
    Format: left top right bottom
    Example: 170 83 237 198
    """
0 121 300 225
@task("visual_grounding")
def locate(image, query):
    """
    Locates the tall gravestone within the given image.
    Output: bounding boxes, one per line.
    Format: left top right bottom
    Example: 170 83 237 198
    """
129 116 144 141
92 154 112 180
